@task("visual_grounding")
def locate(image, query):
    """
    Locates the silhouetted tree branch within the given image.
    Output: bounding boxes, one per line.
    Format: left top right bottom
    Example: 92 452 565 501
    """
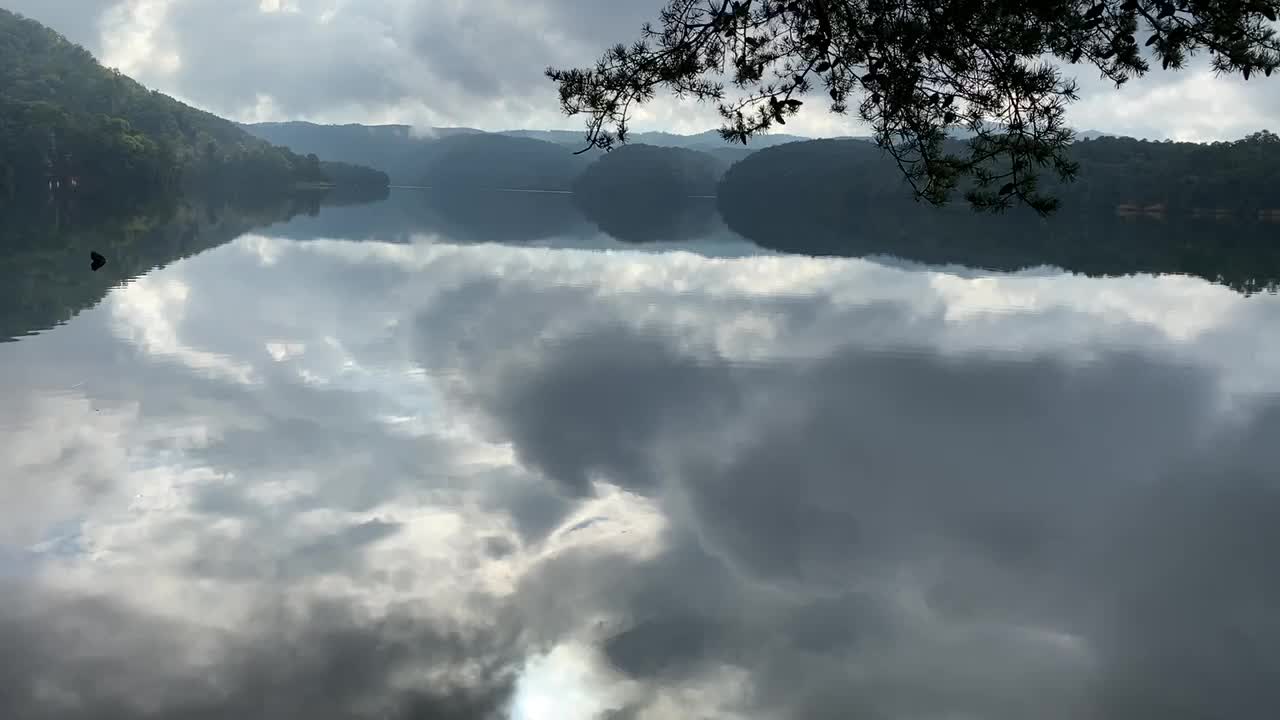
547 0 1280 214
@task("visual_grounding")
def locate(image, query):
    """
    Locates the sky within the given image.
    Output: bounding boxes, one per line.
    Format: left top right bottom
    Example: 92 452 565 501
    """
8 0 1280 140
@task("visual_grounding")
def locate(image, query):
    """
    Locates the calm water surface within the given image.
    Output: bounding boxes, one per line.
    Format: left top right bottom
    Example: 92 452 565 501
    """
3 188 1280 718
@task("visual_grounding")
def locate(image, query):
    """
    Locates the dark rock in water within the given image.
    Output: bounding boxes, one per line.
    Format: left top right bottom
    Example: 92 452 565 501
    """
90 251 105 271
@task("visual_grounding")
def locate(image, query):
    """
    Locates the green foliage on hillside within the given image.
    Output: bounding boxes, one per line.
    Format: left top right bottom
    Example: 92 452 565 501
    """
318 159 391 188
0 96 177 204
719 138 909 212
0 9 374 206
719 133 1280 215
1061 131 1280 212
574 144 722 200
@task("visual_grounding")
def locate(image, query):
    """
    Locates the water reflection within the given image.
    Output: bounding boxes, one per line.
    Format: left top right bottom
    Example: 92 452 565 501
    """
280 187 1280 295
0 191 346 342
723 197 1280 295
574 192 720 244
271 188 762 257
3 192 1280 718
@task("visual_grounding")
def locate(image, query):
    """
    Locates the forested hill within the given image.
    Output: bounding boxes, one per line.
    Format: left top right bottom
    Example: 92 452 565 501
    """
570 144 723 243
0 9 385 207
717 132 1280 215
418 134 593 191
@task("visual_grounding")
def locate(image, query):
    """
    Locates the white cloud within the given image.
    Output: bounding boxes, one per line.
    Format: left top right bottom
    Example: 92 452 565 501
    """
10 0 1280 138
111 272 258 384
98 0 181 77
1067 66 1275 140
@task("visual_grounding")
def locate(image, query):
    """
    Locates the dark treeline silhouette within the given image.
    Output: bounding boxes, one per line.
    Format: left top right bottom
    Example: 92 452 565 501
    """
1062 132 1280 213
0 189 362 342
0 10 386 210
720 133 1280 216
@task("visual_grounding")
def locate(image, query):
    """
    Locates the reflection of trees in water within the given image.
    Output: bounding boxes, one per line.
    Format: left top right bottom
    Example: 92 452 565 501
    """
0 193 327 342
702 133 1280 294
417 188 734 246
417 190 594 244
320 184 391 208
719 195 1280 296
271 188 729 247
263 188 597 245
574 194 720 244
294 188 1280 297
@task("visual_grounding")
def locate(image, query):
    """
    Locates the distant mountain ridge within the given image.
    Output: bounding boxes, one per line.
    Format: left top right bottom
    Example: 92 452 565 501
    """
245 121 1126 147
240 121 838 186
497 127 817 150
241 120 1136 187
242 122 815 151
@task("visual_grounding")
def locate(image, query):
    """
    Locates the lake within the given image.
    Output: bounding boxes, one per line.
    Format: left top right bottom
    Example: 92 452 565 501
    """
2 187 1279 718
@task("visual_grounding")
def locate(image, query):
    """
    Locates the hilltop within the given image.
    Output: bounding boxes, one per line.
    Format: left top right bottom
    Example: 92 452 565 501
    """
0 9 386 207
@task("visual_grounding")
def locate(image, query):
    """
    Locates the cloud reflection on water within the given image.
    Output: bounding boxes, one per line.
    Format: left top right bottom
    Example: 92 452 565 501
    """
3 231 1280 718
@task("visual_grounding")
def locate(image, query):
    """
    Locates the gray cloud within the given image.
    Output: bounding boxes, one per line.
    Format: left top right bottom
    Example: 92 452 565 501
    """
479 324 741 495
0 588 521 720
683 347 1210 590
11 0 1280 138
459 305 1280 718
5 0 671 130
